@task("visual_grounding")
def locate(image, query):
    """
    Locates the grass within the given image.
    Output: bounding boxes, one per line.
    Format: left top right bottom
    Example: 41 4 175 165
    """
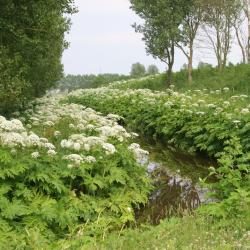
109 64 250 93
84 215 250 250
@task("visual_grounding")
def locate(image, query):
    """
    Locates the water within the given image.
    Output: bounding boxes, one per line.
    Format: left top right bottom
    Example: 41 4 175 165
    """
136 140 216 224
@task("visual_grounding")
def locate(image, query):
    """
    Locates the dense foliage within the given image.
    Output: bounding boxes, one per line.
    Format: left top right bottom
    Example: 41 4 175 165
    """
0 95 151 248
130 62 146 78
57 74 131 91
0 1 76 115
67 85 250 220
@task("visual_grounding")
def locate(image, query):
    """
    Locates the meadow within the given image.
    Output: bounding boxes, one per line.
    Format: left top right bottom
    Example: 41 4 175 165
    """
0 72 250 249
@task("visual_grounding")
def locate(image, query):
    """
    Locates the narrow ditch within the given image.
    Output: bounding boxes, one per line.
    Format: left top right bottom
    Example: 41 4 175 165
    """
136 139 216 224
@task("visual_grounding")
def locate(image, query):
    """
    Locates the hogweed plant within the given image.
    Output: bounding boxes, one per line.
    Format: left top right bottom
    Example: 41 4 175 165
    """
0 94 152 248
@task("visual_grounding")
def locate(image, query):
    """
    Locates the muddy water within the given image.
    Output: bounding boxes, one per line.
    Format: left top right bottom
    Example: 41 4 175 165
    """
137 140 216 224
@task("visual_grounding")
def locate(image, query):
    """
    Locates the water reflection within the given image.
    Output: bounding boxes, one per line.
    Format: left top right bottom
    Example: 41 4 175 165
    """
136 140 215 225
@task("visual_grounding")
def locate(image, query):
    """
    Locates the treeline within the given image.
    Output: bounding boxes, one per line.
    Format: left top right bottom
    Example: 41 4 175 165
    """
57 74 131 91
0 0 76 115
58 63 159 91
130 0 250 86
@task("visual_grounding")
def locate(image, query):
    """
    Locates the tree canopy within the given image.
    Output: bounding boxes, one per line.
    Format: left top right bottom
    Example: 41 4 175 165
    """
0 0 76 115
130 62 146 78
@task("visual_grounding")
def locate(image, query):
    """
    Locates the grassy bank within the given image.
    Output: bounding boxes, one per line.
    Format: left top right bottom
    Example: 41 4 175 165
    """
108 64 250 93
85 216 250 250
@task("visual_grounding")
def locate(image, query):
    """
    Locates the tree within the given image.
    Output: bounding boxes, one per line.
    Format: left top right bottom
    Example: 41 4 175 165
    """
0 0 76 115
131 0 192 87
232 0 248 64
201 0 240 70
176 0 203 82
130 62 146 78
242 0 250 63
147 65 159 75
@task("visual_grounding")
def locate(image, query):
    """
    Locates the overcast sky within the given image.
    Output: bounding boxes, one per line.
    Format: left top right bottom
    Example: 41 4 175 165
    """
62 0 242 75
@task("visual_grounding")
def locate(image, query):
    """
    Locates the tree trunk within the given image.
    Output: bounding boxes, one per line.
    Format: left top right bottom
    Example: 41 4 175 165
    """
166 64 173 87
235 26 246 64
188 44 193 82
248 0 250 63
165 42 175 88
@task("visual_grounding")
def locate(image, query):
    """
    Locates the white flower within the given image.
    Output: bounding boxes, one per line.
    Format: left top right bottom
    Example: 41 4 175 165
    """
63 154 83 165
233 120 241 124
31 152 40 158
197 99 205 104
84 143 91 151
44 121 54 126
241 108 249 115
207 104 216 108
73 143 81 151
84 156 96 163
47 149 57 156
102 143 116 155
69 123 75 129
0 132 24 147
86 124 95 130
0 116 6 123
61 139 73 148
164 101 174 108
240 94 248 98
223 101 230 107
130 132 139 138
0 119 25 132
107 114 122 121
128 143 149 163
127 207 132 212
11 149 17 155
54 131 61 137
27 133 40 146
44 142 55 150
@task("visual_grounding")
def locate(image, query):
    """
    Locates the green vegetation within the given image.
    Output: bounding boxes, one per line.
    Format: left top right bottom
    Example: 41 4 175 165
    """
1 0 250 248
130 62 146 78
131 0 250 85
67 84 250 247
0 0 76 116
0 96 151 248
85 216 250 250
58 74 131 91
146 64 159 75
108 64 250 94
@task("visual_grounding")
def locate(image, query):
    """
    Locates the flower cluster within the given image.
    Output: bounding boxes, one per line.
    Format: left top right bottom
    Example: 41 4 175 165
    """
3 92 146 168
128 143 149 163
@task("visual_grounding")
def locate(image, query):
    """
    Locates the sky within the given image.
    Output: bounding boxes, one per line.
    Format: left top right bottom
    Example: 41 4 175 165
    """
62 0 243 75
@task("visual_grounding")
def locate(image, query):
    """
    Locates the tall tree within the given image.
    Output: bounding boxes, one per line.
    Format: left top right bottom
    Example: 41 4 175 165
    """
0 0 76 115
131 0 191 87
201 0 239 71
232 0 248 63
242 0 250 63
176 0 203 82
